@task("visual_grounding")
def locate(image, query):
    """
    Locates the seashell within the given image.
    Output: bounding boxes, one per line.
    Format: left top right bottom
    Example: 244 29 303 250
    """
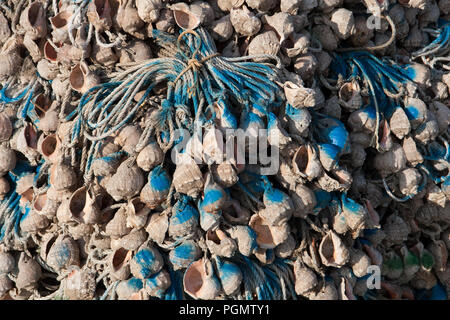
413 115 439 145
426 184 446 208
206 229 237 258
146 212 168 244
46 235 79 272
292 144 322 181
91 39 118 66
338 80 362 111
284 32 310 58
169 197 199 238
144 269 171 298
139 165 170 208
309 279 338 300
183 258 221 300
69 62 101 94
115 228 148 251
284 104 312 138
398 245 420 279
50 10 73 43
20 208 50 233
253 247 275 265
155 8 175 33
402 136 423 166
0 251 15 275
349 249 371 278
0 146 16 177
130 246 164 279
411 269 437 290
284 82 320 108
62 266 96 300
49 163 77 191
87 0 112 31
260 187 293 226
22 34 43 63
227 225 258 256
116 0 146 39
173 157 204 198
275 234 296 258
68 224 94 241
318 230 350 267
201 173 227 214
397 168 422 196
136 0 162 23
214 256 242 296
106 206 132 238
382 250 404 280
290 184 317 218
249 213 290 249
293 53 318 81
69 186 102 224
217 0 245 12
0 37 22 78
330 8 355 40
211 161 238 188
202 126 224 165
262 12 294 44
19 2 47 40
222 199 251 225
126 198 150 229
169 240 202 271
229 5 261 36
430 101 450 134
114 125 142 154
373 143 407 177
349 15 374 47
15 253 41 291
116 277 144 300
0 112 12 143
312 24 338 51
0 12 11 46
118 39 152 64
293 259 318 296
428 241 448 273
209 15 233 42
106 159 145 201
0 274 13 298
248 30 280 57
170 2 200 30
199 200 222 232
389 107 411 140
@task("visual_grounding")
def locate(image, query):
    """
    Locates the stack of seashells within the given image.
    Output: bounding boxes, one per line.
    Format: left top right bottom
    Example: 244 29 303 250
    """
0 0 449 301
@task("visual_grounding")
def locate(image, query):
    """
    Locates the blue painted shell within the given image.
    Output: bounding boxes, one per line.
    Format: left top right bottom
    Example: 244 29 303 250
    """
340 193 368 231
201 174 227 214
169 196 199 238
116 277 144 300
130 247 164 279
214 256 242 296
317 143 341 171
140 166 171 208
199 200 222 231
168 240 202 270
144 269 171 298
312 189 332 214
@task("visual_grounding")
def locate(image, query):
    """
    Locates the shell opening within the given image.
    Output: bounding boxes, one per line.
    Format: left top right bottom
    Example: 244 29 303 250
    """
41 135 57 156
70 64 85 90
28 2 41 26
112 248 132 270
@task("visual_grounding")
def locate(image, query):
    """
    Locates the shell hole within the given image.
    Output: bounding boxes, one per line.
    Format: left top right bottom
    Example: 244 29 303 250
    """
28 2 41 26
44 41 58 61
70 189 87 219
44 235 57 258
321 236 336 264
95 0 109 16
206 229 220 244
69 65 85 90
34 193 47 211
41 135 57 156
294 146 308 172
251 216 274 246
184 264 204 295
51 12 70 28
112 248 131 270
173 10 200 30
34 94 50 117
24 124 38 149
